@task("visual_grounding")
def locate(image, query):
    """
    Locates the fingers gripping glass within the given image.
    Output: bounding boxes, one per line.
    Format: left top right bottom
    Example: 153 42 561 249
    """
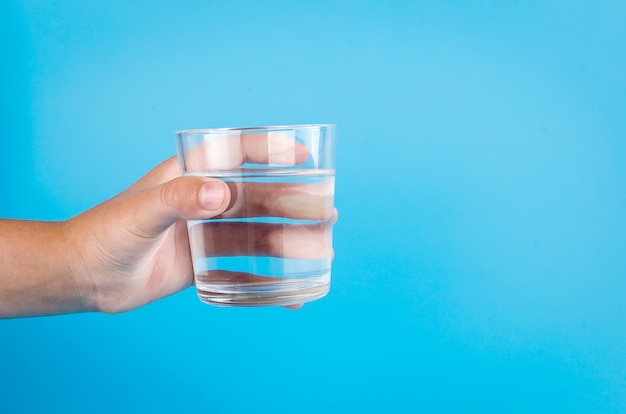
176 124 336 307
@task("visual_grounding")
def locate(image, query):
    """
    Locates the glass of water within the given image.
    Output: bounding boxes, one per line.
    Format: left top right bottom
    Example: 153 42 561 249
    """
176 124 336 307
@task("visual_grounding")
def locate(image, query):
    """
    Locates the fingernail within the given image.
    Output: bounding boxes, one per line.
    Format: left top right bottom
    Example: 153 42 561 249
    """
199 181 225 210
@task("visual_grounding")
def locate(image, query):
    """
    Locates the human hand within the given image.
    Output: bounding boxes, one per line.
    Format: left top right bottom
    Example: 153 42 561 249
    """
61 157 227 313
64 133 335 313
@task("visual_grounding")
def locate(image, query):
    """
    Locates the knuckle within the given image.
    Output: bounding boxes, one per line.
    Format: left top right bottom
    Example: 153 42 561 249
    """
160 178 198 211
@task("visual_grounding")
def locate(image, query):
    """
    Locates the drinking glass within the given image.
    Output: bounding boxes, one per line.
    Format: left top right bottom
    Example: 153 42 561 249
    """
176 124 336 307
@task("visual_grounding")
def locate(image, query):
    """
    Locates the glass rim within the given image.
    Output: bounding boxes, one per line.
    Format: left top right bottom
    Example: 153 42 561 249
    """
176 123 335 135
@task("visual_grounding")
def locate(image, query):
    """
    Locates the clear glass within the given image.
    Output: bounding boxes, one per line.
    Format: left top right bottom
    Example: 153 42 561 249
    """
176 124 336 307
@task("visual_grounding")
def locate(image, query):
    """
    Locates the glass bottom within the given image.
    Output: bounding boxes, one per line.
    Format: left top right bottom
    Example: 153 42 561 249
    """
195 273 330 307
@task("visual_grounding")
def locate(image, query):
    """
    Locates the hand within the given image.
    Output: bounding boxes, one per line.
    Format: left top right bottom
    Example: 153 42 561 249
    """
64 133 335 313
62 156 230 313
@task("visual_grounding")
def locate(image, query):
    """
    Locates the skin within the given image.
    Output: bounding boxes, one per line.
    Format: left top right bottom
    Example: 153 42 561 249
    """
0 158 232 317
0 135 336 318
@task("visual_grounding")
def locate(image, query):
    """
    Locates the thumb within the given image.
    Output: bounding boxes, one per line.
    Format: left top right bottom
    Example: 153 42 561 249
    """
126 176 231 238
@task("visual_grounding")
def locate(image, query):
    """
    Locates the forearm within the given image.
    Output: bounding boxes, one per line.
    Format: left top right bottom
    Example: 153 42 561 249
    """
0 219 95 318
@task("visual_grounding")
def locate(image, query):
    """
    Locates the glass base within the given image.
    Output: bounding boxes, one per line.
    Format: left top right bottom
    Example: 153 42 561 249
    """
196 273 330 307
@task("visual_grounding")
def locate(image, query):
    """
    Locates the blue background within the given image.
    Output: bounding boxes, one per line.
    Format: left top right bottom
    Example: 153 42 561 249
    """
2 0 626 412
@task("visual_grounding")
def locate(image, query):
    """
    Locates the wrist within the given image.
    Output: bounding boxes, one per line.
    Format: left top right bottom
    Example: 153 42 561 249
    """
60 217 100 313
